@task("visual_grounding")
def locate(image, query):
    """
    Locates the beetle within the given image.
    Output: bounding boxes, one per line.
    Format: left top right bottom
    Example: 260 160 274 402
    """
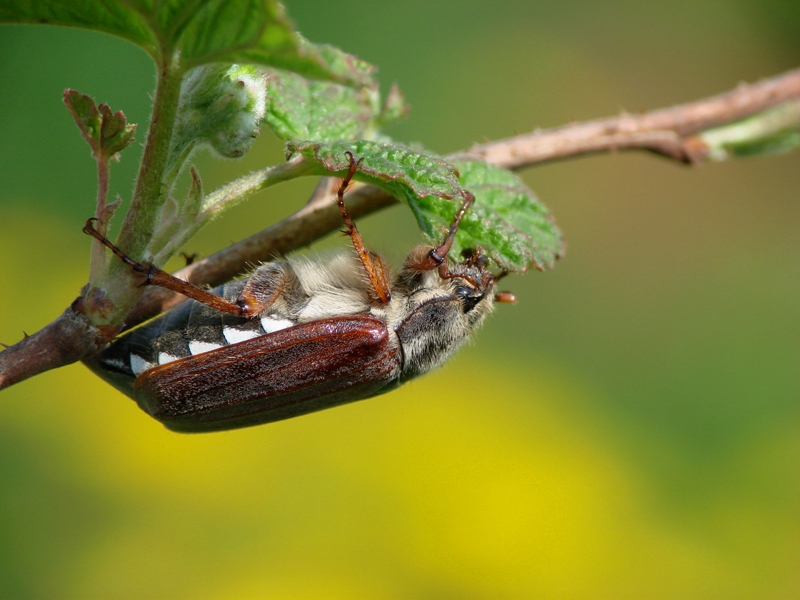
83 153 515 432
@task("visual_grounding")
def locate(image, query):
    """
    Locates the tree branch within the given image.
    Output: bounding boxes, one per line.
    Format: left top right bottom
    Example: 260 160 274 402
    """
0 301 115 389
2 67 799 388
451 67 800 168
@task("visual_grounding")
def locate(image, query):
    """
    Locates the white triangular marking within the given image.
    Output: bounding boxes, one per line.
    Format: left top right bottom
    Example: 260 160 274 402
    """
260 316 294 334
158 352 180 365
130 354 155 375
188 340 224 356
223 327 261 344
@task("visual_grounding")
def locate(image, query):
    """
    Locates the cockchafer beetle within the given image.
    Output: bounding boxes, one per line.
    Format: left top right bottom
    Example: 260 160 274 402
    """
84 153 516 432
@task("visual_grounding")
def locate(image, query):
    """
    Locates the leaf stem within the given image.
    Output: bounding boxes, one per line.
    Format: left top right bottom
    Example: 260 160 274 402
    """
151 156 316 265
200 155 314 218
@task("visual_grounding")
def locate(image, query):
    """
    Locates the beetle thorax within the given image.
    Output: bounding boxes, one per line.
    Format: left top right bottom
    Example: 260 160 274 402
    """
285 250 495 381
389 256 495 381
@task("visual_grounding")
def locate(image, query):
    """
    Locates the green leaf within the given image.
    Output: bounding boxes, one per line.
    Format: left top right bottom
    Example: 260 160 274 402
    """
0 2 156 55
717 130 800 159
169 64 267 168
263 71 408 143
450 160 564 271
237 33 375 88
264 70 377 142
287 141 564 272
0 1 374 86
63 90 136 159
287 139 465 201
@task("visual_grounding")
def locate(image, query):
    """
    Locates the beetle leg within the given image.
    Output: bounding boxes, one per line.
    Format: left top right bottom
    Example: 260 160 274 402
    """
337 152 392 304
236 263 290 317
406 191 475 272
402 192 495 291
83 218 247 317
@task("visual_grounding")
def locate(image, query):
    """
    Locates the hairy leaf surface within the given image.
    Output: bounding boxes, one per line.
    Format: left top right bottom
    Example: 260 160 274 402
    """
288 141 564 272
264 71 376 142
288 139 464 202
449 160 564 271
264 72 408 142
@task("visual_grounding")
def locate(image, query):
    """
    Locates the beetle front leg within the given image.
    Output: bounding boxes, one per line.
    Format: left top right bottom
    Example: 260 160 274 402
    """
83 218 247 317
405 191 475 273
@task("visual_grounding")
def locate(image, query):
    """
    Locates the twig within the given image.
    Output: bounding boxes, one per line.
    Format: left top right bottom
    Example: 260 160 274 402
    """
451 67 800 168
1 67 799 389
0 302 114 389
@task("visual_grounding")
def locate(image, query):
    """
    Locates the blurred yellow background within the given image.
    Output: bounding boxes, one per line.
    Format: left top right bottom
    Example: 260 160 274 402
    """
1 1 798 598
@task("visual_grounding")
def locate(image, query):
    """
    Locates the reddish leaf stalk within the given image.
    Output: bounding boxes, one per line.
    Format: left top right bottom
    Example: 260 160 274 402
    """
88 154 111 284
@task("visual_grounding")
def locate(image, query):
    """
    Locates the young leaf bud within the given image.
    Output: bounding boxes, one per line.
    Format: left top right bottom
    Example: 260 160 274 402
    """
169 64 267 167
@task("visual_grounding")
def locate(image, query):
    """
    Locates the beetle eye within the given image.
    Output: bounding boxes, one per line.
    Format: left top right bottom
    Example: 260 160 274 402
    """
456 286 483 313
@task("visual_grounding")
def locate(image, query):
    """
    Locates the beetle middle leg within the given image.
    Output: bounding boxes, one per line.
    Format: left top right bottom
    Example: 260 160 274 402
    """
83 218 249 317
336 152 392 304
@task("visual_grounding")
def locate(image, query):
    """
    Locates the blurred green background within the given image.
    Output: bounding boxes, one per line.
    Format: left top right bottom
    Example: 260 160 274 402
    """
1 1 799 598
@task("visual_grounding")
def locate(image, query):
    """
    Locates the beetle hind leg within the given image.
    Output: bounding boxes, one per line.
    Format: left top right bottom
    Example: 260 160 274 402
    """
83 218 247 317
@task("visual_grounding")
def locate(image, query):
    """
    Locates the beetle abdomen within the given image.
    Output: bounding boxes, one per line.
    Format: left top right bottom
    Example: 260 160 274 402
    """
87 281 298 386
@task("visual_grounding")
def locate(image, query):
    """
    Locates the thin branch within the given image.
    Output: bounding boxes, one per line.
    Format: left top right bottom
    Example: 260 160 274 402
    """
0 302 114 389
451 67 800 168
2 67 800 388
200 155 313 217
